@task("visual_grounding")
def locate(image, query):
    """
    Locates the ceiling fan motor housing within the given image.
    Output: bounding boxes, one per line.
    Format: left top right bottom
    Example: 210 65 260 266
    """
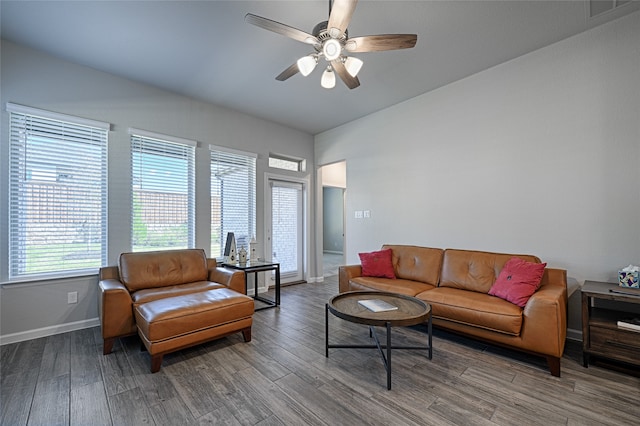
312 21 348 41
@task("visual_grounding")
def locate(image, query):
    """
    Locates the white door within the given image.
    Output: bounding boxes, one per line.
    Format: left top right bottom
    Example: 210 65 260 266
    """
266 179 304 284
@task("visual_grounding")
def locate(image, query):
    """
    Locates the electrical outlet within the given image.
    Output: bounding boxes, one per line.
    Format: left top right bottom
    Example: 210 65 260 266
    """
67 291 78 304
363 210 370 218
355 210 363 219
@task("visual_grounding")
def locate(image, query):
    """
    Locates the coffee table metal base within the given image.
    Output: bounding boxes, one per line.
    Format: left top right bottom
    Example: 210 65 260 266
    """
325 303 432 390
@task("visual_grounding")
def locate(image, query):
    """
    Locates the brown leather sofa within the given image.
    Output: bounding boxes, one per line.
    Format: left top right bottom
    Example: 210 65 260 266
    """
99 248 254 372
339 245 568 376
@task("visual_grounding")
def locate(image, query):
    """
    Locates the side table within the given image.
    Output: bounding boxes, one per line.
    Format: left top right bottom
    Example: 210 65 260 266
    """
581 280 640 369
223 260 280 311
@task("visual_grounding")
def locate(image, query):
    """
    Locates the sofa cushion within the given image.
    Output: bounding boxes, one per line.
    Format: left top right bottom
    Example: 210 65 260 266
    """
382 245 444 285
359 248 396 279
417 287 523 336
440 249 541 294
349 276 435 296
119 249 209 292
488 257 546 307
131 281 226 306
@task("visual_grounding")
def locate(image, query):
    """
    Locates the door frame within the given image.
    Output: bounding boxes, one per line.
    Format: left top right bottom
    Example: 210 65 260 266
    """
263 172 310 284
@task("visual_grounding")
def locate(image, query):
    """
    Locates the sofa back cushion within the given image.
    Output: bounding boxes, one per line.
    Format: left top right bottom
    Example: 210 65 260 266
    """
440 249 541 294
382 245 444 286
119 249 209 292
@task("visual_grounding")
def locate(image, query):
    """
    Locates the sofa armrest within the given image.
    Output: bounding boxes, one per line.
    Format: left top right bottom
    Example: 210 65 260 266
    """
98 278 136 353
540 267 568 289
521 284 567 357
209 267 246 294
339 265 363 293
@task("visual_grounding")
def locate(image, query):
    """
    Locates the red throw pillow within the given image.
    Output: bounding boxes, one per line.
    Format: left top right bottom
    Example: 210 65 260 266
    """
488 257 546 307
359 249 396 279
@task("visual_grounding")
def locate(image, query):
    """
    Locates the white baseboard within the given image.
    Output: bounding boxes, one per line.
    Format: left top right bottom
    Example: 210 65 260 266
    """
567 327 582 342
0 317 100 346
306 276 324 283
246 285 269 296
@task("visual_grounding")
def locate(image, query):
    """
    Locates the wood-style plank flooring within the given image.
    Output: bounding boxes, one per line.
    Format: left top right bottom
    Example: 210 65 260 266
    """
2 276 640 425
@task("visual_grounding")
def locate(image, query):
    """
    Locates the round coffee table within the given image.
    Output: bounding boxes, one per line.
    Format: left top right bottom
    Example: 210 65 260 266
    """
325 291 432 390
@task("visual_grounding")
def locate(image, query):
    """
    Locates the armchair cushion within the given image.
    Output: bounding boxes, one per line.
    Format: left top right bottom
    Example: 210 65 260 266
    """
119 249 208 291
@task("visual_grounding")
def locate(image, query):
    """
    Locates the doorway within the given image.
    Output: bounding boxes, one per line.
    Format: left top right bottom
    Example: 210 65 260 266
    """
265 177 306 284
320 161 346 278
322 186 344 276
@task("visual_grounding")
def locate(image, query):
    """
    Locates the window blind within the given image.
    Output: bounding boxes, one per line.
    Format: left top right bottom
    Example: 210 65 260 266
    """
130 131 195 252
210 146 257 257
7 103 109 279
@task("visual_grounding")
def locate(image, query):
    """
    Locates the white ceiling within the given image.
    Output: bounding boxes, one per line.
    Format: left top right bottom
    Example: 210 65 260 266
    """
2 1 638 134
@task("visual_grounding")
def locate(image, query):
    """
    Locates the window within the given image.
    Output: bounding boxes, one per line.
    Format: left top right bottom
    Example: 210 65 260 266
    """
7 103 109 279
268 153 306 172
210 146 256 257
130 129 196 252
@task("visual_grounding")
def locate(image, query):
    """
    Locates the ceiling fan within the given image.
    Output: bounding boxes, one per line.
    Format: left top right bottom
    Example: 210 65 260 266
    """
245 0 417 89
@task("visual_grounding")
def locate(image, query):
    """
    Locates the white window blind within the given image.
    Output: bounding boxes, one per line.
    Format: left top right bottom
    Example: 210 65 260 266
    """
210 146 256 257
7 103 109 279
130 130 195 252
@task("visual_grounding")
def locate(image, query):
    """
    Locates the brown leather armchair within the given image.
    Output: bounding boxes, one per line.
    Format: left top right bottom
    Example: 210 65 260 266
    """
98 249 252 372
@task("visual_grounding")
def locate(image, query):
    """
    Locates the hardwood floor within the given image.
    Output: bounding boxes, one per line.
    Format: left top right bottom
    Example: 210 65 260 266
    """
2 276 639 425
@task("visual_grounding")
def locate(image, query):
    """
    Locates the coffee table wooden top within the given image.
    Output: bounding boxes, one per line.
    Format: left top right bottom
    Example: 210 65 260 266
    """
328 291 431 327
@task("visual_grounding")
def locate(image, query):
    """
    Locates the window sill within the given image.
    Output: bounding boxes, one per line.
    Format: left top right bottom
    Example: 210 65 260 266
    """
0 270 99 288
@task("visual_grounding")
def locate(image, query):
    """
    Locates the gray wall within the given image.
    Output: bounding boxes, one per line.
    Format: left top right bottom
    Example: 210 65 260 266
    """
0 40 315 342
323 187 344 253
315 12 640 338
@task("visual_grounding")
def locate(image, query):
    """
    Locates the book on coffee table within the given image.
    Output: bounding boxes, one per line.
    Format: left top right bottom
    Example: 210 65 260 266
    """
358 299 398 312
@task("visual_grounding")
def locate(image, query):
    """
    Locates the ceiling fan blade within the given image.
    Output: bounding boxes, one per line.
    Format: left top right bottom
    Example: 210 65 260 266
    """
332 60 360 90
245 13 319 45
327 0 358 38
276 63 300 81
345 34 417 53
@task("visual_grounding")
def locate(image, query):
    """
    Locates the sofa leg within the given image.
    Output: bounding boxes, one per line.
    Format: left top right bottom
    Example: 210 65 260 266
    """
547 356 561 377
242 327 252 343
150 354 163 373
103 338 115 355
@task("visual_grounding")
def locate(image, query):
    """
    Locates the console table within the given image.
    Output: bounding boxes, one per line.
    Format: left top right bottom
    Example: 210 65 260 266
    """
223 260 280 311
581 280 640 369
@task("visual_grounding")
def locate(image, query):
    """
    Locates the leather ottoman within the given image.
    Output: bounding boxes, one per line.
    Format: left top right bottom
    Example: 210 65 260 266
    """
134 287 254 372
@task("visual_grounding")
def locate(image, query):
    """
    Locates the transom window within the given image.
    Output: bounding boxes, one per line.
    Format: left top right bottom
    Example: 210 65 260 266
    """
268 153 306 172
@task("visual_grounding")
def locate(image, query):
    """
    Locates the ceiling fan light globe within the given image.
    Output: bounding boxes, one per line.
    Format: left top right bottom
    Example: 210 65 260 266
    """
323 38 342 61
344 57 363 77
297 55 317 77
321 66 336 89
